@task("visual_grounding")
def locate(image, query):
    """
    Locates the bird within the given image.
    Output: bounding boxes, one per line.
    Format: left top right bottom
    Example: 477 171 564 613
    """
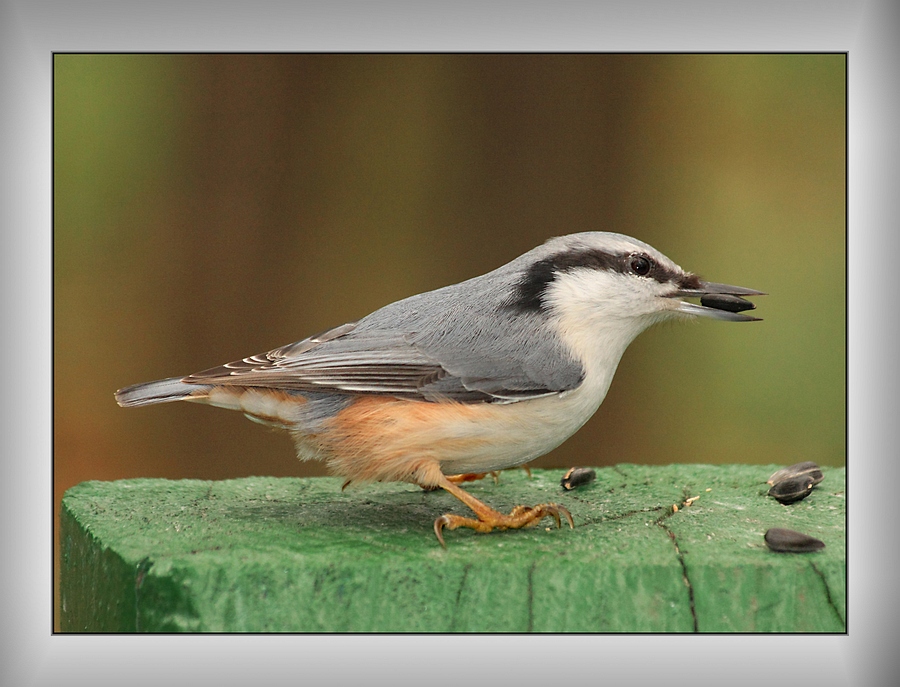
116 232 763 545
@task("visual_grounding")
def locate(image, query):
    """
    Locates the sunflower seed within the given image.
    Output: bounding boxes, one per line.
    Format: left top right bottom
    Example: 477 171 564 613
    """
561 467 596 490
764 528 825 553
700 293 756 313
768 474 815 504
768 461 824 486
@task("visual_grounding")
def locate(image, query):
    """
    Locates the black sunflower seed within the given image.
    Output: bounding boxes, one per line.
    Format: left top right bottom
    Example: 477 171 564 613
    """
768 461 824 487
764 528 825 553
561 467 596 490
700 294 756 313
768 474 815 504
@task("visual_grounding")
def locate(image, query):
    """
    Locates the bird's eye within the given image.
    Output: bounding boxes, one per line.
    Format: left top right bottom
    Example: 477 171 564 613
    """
630 255 652 276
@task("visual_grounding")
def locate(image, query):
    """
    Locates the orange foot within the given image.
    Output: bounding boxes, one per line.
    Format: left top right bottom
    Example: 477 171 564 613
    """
446 471 499 484
436 464 533 488
431 474 573 547
418 472 496 492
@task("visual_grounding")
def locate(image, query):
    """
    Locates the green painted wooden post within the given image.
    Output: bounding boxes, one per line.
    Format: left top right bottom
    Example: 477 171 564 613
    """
60 465 845 632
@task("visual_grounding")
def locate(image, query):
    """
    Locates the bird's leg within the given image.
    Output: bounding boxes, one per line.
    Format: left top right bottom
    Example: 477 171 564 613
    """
427 464 533 490
447 471 500 484
418 471 495 492
431 473 573 547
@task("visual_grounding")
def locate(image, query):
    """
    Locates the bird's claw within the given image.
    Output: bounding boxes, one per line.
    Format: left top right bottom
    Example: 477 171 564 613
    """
433 502 573 547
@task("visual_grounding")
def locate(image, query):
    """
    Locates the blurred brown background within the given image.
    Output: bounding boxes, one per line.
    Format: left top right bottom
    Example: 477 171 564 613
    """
54 53 845 582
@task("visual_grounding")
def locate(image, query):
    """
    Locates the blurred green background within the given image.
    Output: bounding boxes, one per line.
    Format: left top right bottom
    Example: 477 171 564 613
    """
54 53 845 512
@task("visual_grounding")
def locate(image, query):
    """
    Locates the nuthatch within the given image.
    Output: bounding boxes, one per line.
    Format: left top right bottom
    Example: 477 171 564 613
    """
116 232 763 545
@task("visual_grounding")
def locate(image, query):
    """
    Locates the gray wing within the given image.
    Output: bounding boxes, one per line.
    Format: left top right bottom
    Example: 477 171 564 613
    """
184 321 455 398
184 257 585 403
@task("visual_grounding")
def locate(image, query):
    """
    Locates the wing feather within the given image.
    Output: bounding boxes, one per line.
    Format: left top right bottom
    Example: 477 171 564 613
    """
183 321 469 399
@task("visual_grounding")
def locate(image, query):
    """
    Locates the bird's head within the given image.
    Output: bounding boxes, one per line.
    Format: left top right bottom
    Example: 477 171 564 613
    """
504 232 764 359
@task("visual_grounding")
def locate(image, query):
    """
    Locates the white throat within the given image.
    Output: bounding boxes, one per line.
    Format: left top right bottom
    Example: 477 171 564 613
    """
545 269 668 408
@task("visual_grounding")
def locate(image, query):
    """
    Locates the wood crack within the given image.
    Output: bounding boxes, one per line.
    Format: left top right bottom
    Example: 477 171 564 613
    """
134 556 153 632
450 563 472 631
810 561 845 627
655 506 698 632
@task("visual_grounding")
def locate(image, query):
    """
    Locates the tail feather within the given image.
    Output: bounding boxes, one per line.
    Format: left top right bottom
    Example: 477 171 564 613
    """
115 376 207 408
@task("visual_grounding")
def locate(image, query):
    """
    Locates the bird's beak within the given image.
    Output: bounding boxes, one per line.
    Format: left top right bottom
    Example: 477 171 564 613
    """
667 281 766 322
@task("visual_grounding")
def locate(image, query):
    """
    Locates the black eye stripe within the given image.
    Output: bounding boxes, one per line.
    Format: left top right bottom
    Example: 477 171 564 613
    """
504 247 690 313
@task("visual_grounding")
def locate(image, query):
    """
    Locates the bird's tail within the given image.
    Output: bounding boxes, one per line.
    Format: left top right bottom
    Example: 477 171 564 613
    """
115 376 206 408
